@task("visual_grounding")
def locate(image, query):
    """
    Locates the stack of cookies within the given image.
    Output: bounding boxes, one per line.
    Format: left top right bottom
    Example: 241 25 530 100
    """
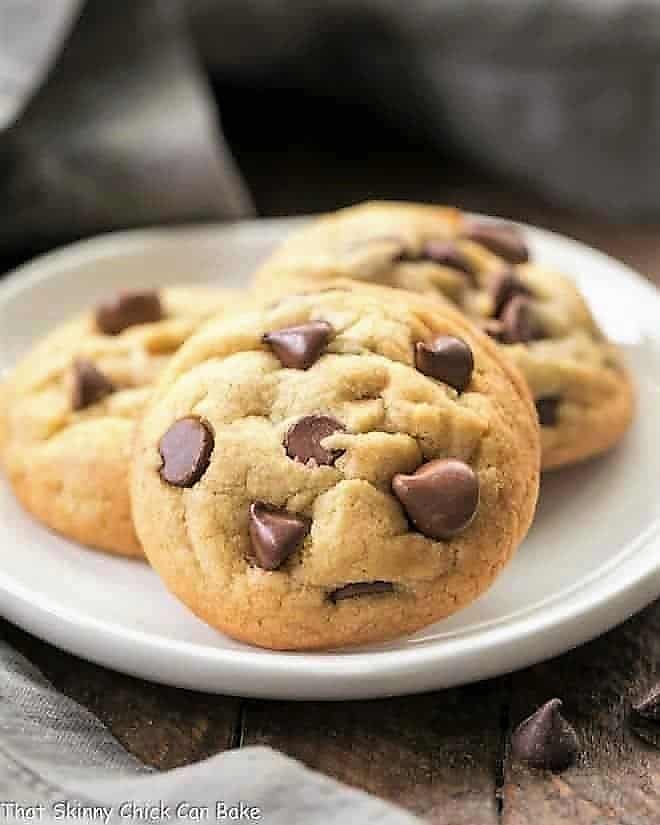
0 202 634 650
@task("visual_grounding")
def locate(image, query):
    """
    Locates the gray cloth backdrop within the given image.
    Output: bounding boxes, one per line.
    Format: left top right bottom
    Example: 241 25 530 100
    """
191 0 660 218
3 0 660 260
0 0 253 258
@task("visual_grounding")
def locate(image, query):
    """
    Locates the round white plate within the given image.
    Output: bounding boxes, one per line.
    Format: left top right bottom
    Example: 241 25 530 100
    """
1 218 659 700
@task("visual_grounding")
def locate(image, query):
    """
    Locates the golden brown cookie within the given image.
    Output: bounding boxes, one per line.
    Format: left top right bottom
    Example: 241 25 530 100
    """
254 201 635 469
131 284 540 649
0 287 245 557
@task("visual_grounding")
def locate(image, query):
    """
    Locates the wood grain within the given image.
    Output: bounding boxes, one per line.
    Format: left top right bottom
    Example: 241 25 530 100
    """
502 601 660 824
241 683 504 824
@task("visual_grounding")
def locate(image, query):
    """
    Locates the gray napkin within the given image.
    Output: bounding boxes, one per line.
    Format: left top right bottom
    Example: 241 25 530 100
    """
0 0 81 131
0 0 253 259
0 641 419 823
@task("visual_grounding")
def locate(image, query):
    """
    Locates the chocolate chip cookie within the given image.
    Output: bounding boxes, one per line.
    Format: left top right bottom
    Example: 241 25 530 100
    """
131 285 540 649
0 287 244 557
254 201 634 469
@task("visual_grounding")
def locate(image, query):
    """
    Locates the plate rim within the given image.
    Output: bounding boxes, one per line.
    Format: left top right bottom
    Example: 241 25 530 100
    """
1 216 659 699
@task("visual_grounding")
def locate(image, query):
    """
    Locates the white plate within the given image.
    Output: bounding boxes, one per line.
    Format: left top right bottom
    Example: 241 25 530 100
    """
1 218 659 700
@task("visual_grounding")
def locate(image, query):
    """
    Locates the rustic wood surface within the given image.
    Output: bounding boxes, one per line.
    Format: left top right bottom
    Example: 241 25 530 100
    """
2 138 660 823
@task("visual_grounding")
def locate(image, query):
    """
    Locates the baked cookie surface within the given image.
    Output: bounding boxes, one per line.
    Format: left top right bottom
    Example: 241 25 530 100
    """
255 202 634 469
0 286 244 557
131 285 540 649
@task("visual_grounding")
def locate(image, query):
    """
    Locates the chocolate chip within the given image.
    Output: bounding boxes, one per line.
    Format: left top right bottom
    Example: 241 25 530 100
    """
248 501 310 570
415 336 474 393
633 684 660 721
398 240 476 282
329 581 394 603
158 417 214 487
463 221 529 264
490 271 531 318
500 296 540 344
511 699 578 772
285 415 346 466
392 458 479 540
536 396 560 427
71 359 116 410
96 290 163 335
263 321 333 369
421 240 476 282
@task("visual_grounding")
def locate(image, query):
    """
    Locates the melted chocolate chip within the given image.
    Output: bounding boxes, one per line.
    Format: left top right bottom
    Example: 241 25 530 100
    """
96 290 162 335
263 321 333 369
424 240 475 279
158 417 214 487
392 458 479 540
490 271 531 318
415 336 474 393
329 581 394 603
536 396 560 427
248 501 310 570
500 296 540 344
71 359 116 410
285 415 346 466
463 221 530 264
397 240 476 285
511 699 579 772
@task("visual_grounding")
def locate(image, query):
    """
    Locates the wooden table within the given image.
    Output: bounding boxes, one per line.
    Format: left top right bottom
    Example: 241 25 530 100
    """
3 143 660 823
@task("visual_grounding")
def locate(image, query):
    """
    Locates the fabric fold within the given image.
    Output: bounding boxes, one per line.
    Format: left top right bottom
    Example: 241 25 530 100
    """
0 639 419 824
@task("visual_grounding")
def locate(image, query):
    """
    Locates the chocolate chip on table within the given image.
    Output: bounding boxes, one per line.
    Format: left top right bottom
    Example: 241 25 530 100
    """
329 581 395 603
633 684 660 721
158 417 214 488
95 290 162 335
630 684 660 747
629 720 660 749
392 458 479 540
415 336 474 393
71 359 116 410
536 396 561 427
500 296 540 344
511 698 579 772
263 321 333 369
248 501 310 570
463 221 530 264
490 271 531 318
285 415 346 466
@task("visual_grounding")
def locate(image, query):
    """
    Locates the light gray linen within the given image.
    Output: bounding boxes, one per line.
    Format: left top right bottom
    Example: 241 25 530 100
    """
0 641 419 823
0 0 253 257
0 0 81 130
191 0 660 218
